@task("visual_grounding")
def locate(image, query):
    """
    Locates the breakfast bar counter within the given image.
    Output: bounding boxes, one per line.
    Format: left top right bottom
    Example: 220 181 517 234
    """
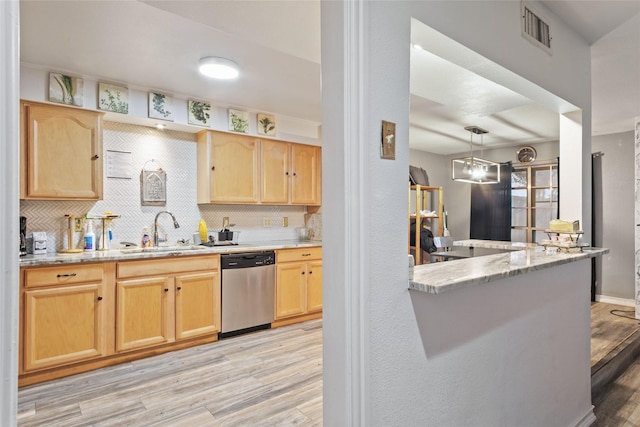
410 239 608 294
407 239 608 426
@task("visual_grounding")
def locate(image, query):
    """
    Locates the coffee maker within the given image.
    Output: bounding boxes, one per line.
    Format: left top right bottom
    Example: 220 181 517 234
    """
20 216 27 256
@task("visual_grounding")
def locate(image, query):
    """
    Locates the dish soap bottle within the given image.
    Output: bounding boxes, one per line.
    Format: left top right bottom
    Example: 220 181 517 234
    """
141 227 151 248
83 221 95 252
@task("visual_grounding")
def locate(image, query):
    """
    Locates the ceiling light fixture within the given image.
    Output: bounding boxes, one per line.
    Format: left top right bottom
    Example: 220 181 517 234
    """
451 126 500 184
198 56 239 80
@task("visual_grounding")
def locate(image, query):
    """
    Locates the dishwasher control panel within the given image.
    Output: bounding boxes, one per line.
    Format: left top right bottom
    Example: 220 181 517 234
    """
221 251 275 269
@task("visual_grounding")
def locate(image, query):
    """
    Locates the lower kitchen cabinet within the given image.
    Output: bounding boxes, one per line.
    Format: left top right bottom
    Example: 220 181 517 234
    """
19 255 221 386
175 272 220 340
274 247 323 325
115 255 220 353
21 264 108 372
116 276 171 352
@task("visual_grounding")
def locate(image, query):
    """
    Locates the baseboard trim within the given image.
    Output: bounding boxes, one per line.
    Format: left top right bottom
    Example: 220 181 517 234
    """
574 406 596 427
595 295 635 307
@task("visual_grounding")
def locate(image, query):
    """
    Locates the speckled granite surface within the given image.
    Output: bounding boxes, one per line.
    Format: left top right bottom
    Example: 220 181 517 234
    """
410 239 608 294
20 240 322 267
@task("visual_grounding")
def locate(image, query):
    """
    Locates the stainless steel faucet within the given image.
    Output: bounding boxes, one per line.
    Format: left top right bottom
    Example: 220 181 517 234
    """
154 211 180 246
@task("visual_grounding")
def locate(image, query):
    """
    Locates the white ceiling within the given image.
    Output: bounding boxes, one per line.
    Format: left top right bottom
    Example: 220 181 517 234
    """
19 0 640 155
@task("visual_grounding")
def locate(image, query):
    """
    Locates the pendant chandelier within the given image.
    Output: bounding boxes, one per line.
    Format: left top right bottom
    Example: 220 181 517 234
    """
451 126 500 184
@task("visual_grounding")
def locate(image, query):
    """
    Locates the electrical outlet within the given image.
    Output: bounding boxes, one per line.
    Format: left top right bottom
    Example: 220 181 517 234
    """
74 218 84 232
283 217 289 227
263 217 272 227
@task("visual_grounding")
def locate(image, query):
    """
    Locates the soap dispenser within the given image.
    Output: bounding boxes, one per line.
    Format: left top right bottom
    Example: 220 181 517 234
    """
141 227 151 248
84 221 95 252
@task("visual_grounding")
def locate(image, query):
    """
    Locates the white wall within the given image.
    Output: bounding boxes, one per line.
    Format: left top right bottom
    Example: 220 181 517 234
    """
592 131 635 301
1 1 19 425
322 1 592 425
20 65 321 146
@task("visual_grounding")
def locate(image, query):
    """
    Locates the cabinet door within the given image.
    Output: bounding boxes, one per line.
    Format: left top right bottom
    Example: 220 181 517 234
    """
24 283 106 371
306 261 323 313
261 139 290 203
210 133 259 203
21 101 103 200
291 144 321 205
275 262 306 319
116 277 171 352
175 271 220 340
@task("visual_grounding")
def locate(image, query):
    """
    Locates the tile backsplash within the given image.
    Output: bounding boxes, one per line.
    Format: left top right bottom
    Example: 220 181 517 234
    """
20 122 318 252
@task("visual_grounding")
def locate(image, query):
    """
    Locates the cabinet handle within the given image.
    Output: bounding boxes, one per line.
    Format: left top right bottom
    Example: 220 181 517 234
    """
97 296 103 301
285 171 289 175
56 273 77 278
211 166 215 171
92 154 99 159
309 271 313 275
293 172 297 176
301 271 305 275
302 253 311 257
164 288 169 292
177 286 182 291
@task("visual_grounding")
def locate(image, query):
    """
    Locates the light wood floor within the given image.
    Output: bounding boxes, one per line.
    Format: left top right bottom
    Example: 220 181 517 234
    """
591 302 640 367
18 320 323 426
17 303 640 426
591 302 640 426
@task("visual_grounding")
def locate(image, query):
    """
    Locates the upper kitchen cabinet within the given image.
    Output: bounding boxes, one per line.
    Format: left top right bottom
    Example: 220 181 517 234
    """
20 100 104 200
197 130 260 204
290 143 321 205
261 139 322 206
197 129 321 206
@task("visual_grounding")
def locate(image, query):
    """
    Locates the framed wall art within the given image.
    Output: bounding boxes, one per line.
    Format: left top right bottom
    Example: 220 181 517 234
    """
49 72 84 107
98 83 129 114
228 109 249 133
257 113 276 136
188 100 212 127
140 159 166 206
149 92 174 121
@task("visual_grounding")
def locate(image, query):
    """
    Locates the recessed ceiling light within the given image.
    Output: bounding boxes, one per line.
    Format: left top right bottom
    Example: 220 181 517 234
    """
198 56 239 80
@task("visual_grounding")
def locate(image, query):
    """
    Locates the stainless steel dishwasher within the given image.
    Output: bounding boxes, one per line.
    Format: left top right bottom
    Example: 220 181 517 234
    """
220 251 276 338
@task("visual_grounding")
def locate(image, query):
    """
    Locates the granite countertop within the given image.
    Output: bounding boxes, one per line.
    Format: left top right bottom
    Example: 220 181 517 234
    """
410 239 608 295
19 240 322 267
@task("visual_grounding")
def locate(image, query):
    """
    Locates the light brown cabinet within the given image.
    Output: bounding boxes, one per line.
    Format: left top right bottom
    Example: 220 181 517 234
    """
197 129 321 206
115 255 220 353
21 264 107 372
261 139 322 206
274 247 322 325
196 130 260 204
20 100 104 200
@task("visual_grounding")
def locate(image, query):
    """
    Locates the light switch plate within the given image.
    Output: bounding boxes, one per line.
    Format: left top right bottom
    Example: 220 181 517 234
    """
381 120 396 160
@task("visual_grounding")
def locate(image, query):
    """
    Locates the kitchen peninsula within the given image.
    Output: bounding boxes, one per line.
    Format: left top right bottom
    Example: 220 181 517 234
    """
409 240 608 426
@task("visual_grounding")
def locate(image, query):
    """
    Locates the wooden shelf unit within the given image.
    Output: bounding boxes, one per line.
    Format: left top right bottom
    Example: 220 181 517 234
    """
409 185 444 264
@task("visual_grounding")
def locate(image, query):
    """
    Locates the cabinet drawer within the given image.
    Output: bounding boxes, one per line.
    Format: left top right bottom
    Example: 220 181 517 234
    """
276 247 322 263
117 255 219 279
24 264 104 288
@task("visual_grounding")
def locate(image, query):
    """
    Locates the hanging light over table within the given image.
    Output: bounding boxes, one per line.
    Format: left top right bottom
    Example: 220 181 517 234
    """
451 126 500 184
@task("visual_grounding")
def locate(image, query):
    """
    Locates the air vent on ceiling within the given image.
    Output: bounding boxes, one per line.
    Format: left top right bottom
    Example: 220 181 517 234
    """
521 1 552 54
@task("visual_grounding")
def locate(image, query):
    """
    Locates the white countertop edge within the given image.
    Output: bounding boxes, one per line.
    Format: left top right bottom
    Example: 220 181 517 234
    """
410 240 608 295
19 240 322 267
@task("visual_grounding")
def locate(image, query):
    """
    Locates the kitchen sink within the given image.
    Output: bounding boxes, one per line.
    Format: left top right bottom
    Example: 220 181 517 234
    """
117 245 207 254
